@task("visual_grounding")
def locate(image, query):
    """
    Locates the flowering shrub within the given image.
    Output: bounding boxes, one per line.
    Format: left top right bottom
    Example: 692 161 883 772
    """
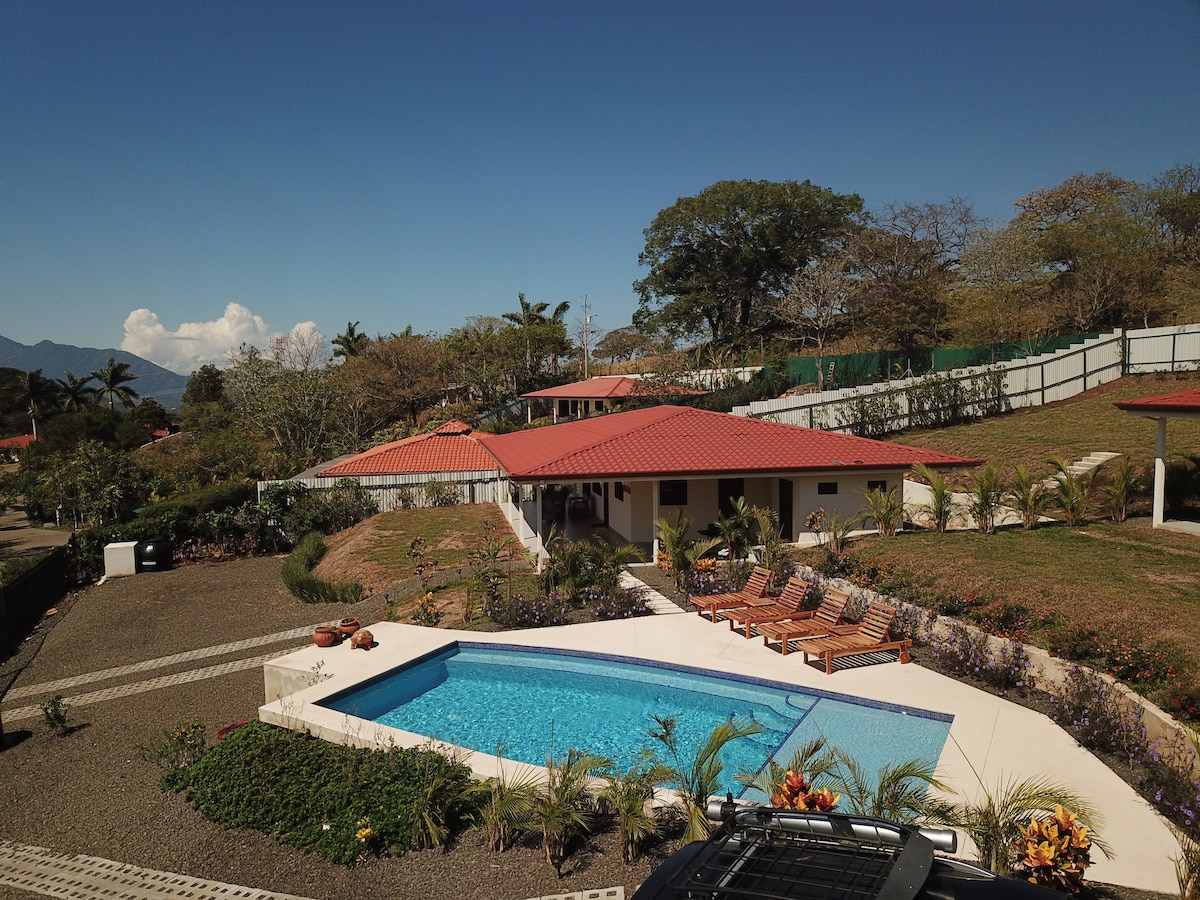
971 601 1032 642
1097 636 1178 687
770 770 839 812
1139 730 1200 833
1046 626 1104 662
411 591 443 627
1015 806 1093 895
592 586 652 620
483 590 569 628
1047 664 1149 766
1163 681 1200 723
804 508 825 533
925 622 1030 695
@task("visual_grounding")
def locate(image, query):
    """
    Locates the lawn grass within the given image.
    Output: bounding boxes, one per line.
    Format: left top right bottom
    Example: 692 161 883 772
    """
800 523 1200 674
886 371 1200 477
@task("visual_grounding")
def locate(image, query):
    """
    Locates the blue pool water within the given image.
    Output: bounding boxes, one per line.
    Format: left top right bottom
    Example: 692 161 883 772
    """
320 643 952 797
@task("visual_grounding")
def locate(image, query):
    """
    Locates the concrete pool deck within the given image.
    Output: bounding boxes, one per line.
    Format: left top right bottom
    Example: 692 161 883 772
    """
260 614 1180 893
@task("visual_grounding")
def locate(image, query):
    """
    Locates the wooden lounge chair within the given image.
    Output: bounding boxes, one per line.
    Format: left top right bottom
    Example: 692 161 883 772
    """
724 575 813 638
800 602 913 674
689 566 774 623
757 587 854 653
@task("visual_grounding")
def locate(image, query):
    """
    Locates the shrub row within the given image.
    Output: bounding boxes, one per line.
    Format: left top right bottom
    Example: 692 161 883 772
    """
281 532 364 604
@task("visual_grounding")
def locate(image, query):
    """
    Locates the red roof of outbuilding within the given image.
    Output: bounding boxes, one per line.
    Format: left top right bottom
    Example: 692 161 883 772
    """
317 420 499 476
521 376 704 400
1115 387 1200 415
476 406 981 481
0 434 35 450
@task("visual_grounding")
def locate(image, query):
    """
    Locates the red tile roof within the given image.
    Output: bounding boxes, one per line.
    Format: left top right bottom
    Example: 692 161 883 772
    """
476 406 981 480
521 376 704 400
317 420 500 476
1115 387 1200 415
0 434 35 450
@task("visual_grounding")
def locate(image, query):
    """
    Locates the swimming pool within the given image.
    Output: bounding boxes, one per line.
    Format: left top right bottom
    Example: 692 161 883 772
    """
319 643 952 797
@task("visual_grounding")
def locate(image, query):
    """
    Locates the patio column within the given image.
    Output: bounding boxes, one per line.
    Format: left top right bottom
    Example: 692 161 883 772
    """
651 479 660 564
1153 417 1167 527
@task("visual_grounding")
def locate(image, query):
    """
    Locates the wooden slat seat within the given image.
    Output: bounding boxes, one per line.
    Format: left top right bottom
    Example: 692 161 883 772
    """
800 602 913 674
689 566 773 623
757 587 854 653
725 576 814 638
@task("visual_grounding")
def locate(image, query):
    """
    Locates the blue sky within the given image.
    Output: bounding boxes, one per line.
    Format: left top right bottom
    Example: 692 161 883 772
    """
3 1 1198 373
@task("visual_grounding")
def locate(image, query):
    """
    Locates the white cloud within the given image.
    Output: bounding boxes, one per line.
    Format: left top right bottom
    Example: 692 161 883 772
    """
121 303 323 374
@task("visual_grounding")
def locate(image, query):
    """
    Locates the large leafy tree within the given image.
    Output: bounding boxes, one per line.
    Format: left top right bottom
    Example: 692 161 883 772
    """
845 199 977 351
634 179 863 348
92 356 140 410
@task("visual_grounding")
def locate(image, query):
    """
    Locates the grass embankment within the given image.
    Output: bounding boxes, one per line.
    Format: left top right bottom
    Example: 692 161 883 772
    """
887 371 1200 476
315 504 538 627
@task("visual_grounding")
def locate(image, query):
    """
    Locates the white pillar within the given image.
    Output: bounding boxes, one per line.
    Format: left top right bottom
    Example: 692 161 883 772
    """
1153 417 1167 527
651 479 660 564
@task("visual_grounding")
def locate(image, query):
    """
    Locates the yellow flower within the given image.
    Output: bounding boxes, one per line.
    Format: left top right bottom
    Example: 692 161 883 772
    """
1022 840 1057 869
356 827 374 843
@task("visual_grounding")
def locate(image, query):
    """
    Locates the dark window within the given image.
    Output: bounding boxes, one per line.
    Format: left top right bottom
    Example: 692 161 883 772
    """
817 481 838 495
592 482 602 494
659 480 688 505
614 482 624 501
582 482 591 495
867 480 887 492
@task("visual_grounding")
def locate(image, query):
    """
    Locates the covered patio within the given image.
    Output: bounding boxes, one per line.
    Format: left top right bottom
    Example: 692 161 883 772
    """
1115 386 1200 533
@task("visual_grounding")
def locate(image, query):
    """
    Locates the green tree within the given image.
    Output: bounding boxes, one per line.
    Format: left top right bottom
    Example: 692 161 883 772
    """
91 357 140 410
332 321 372 359
15 369 63 438
502 294 573 390
57 371 97 412
634 179 864 348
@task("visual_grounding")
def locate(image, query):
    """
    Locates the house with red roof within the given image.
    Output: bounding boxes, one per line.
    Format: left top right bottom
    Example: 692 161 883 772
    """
310 407 980 560
0 434 35 462
521 376 705 423
1115 386 1200 530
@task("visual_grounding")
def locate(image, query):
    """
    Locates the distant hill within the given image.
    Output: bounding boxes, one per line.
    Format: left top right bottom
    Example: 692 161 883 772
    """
0 335 189 409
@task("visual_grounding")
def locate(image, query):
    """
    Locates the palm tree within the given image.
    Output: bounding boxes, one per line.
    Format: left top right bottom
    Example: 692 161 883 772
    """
534 748 611 867
599 752 671 863
91 357 139 410
503 293 571 377
652 511 721 590
1006 465 1052 530
57 370 97 412
651 714 762 842
17 369 63 438
469 752 540 851
332 321 371 359
911 462 958 533
715 496 756 564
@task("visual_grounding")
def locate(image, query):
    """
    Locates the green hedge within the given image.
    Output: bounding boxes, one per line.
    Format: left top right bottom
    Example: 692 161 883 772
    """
281 532 364 603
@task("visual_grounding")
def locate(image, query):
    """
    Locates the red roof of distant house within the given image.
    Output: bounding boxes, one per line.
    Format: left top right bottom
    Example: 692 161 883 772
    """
1115 387 1200 415
521 376 705 400
317 420 499 476
476 406 981 481
0 434 35 450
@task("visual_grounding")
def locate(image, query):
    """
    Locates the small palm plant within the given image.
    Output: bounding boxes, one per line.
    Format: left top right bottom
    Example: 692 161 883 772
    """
822 510 857 558
751 506 793 580
599 752 672 863
653 511 721 590
534 748 611 867
826 750 952 824
469 749 541 852
715 496 756 567
651 714 762 843
1051 458 1095 527
911 462 958 533
1102 455 1141 523
965 464 1005 534
742 736 837 801
1006 465 1053 530
861 486 903 537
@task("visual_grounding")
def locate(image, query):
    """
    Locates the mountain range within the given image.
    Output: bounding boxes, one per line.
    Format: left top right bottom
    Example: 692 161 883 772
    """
0 335 189 409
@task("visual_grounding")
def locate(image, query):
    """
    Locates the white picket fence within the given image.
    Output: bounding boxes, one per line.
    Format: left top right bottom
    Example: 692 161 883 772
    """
257 470 505 512
732 324 1200 432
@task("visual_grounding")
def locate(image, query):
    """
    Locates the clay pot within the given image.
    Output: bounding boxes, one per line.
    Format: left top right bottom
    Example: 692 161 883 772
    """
350 629 374 650
313 625 340 647
338 616 361 636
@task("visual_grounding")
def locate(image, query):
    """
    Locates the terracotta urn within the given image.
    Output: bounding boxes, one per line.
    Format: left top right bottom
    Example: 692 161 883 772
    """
338 616 361 636
350 629 374 650
313 625 340 647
